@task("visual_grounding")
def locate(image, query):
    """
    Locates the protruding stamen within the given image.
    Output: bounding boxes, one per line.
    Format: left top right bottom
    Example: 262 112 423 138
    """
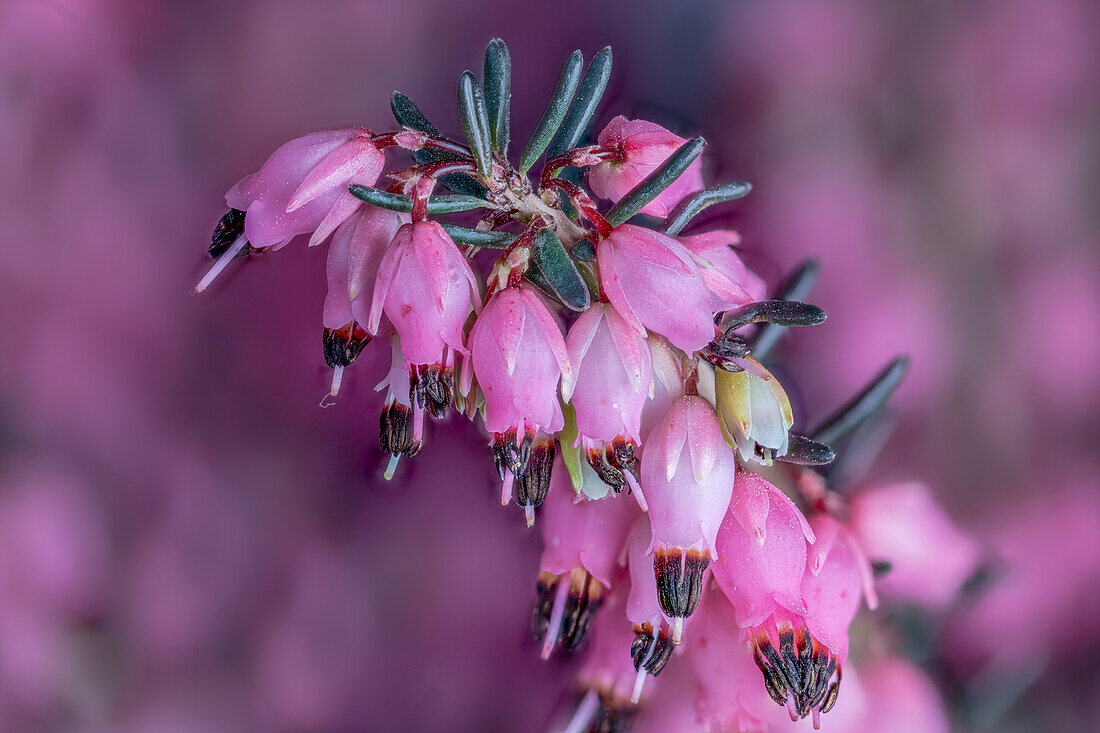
501 471 514 506
562 688 600 733
541 577 570 660
383 453 401 481
524 503 535 528
330 365 344 397
194 233 247 294
672 616 684 644
630 667 648 705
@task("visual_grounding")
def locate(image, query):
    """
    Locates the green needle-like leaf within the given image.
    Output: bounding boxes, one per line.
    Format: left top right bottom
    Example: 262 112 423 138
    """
391 91 441 136
529 228 590 311
439 225 516 248
810 356 911 447
662 180 752 236
518 50 583 174
392 90 488 198
751 260 820 361
546 46 613 163
605 136 705 228
348 185 486 214
483 39 512 156
458 71 493 176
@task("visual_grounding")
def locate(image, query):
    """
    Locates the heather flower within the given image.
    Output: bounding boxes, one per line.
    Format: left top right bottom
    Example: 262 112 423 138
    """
369 220 480 418
849 482 980 611
534 463 637 659
679 229 767 304
715 356 794 465
598 225 727 352
710 470 841 724
625 517 677 703
569 590 648 733
588 116 704 217
227 128 383 250
469 286 571 523
562 302 653 494
802 514 877 666
321 206 404 397
375 336 419 479
686 596 776 732
639 395 736 639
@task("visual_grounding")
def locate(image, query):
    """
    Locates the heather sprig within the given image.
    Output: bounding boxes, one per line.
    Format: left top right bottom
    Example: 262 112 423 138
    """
196 39 915 731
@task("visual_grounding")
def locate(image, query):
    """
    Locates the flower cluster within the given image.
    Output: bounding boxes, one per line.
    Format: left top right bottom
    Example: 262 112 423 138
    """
197 40 907 731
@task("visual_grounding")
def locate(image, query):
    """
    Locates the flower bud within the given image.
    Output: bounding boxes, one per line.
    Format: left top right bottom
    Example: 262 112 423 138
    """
588 116 704 218
715 357 794 465
639 396 736 636
469 287 572 522
225 128 383 250
563 303 653 494
598 225 726 352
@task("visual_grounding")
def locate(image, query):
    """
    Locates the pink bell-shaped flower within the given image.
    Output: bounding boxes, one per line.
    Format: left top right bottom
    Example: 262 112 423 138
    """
226 128 384 251
369 220 480 423
598 225 726 352
624 517 681 704
588 116 704 218
320 206 404 399
567 589 650 733
375 336 419 480
469 286 572 524
686 595 777 732
802 514 877 666
563 303 653 494
639 395 736 638
712 470 852 725
679 229 767 305
535 463 638 659
849 482 980 611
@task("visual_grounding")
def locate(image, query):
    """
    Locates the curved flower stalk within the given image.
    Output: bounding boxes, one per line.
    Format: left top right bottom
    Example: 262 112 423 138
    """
194 38 934 730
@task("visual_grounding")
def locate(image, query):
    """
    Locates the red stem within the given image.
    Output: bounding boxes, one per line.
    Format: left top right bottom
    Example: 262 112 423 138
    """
543 179 611 237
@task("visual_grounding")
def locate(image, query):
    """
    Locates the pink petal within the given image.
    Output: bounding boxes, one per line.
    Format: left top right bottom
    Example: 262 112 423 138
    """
522 289 572 383
367 231 406 334
563 308 604 401
597 240 646 337
605 307 647 393
491 290 526 377
287 137 382 212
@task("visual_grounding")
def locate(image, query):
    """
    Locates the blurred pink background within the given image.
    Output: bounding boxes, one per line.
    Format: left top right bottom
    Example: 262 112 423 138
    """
1 0 1097 730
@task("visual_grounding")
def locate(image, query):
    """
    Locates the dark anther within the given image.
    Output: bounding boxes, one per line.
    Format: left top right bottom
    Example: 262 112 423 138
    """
410 364 455 418
592 692 637 733
322 322 372 368
653 548 710 620
752 628 843 721
559 573 604 654
630 626 674 677
209 209 247 258
515 436 555 510
492 430 534 480
379 402 420 458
